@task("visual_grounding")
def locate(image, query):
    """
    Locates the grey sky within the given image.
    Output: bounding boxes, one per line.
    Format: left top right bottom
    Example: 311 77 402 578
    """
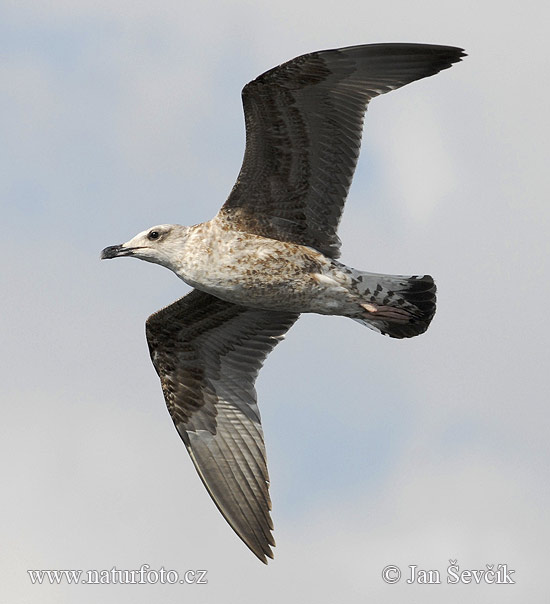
2 1 549 602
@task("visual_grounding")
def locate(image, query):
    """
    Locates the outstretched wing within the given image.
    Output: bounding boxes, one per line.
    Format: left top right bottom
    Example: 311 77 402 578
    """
219 43 464 258
145 289 299 562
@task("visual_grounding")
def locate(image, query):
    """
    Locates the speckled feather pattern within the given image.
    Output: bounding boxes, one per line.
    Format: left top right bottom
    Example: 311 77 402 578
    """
103 42 464 563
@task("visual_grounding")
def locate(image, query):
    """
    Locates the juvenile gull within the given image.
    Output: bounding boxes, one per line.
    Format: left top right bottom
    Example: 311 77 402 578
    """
101 43 464 562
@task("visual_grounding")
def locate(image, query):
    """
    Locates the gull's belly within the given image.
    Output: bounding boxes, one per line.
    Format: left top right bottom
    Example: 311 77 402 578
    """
176 228 352 312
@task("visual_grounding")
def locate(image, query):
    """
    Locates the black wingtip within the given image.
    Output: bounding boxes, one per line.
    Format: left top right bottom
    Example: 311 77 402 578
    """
341 42 467 78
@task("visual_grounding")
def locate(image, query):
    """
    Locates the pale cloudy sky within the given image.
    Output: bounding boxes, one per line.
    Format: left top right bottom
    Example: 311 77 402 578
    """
2 1 549 602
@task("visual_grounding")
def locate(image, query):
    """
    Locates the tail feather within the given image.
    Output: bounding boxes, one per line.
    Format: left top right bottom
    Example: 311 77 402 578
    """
350 271 436 339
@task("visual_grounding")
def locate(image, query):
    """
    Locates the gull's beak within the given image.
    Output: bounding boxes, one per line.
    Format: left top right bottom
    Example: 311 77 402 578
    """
101 244 141 259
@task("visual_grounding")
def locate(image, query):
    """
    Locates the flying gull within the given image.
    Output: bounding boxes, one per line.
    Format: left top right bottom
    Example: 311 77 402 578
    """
101 43 464 562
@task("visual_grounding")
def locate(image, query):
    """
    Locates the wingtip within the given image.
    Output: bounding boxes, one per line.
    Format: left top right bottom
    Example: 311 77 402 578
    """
256 547 274 565
243 522 275 563
248 529 276 563
425 44 467 68
264 547 275 564
452 46 467 62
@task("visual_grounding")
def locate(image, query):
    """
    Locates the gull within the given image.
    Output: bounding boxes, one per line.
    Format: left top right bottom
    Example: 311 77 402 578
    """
101 42 464 562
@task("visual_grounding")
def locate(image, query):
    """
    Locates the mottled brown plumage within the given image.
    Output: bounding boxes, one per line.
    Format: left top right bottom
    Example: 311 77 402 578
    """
221 43 465 258
101 42 464 563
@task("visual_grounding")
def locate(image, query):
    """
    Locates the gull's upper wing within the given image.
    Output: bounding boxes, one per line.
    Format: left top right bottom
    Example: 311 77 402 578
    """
219 43 465 258
145 289 299 563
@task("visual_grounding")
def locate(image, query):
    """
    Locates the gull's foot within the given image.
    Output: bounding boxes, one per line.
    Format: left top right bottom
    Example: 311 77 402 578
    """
360 302 413 324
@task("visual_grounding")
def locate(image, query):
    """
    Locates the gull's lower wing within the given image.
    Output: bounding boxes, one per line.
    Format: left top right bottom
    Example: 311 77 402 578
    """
219 43 465 258
145 289 299 562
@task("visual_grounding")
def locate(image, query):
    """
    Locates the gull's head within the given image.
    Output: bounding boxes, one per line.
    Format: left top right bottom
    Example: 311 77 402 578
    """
101 224 190 270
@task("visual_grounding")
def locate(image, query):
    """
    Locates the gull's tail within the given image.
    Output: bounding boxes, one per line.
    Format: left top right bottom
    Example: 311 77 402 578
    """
348 270 436 339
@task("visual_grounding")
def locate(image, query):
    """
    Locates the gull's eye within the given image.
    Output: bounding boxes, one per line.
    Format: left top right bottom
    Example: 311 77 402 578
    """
148 230 160 241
